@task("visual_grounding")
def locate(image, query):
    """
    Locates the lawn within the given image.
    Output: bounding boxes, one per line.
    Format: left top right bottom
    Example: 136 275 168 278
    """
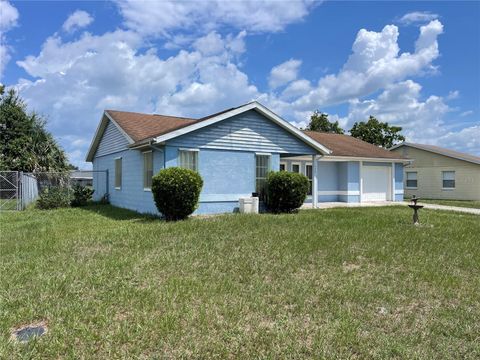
1 205 479 358
414 198 480 209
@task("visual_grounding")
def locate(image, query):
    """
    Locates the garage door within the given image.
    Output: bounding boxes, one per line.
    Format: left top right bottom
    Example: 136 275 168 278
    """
362 165 390 202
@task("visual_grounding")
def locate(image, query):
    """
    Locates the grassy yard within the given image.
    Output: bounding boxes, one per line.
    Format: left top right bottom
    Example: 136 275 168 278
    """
1 205 479 358
414 199 480 209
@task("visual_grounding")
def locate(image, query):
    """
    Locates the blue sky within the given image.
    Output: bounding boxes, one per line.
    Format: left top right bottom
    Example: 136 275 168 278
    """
1 0 479 168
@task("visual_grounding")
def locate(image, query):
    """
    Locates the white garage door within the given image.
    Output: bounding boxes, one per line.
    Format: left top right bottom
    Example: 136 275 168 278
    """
362 165 390 202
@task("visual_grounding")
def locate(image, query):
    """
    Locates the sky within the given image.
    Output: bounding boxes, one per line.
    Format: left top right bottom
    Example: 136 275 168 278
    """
0 0 479 168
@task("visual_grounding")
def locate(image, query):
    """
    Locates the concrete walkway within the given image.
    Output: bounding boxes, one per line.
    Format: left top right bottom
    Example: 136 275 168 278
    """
302 201 480 215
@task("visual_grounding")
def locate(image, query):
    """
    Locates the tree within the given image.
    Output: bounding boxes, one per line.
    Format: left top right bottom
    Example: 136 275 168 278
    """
349 115 405 148
306 111 344 134
0 86 69 172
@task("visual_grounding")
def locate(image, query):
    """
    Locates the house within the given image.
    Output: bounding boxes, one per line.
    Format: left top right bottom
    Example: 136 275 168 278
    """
390 142 480 201
86 102 407 215
70 170 93 187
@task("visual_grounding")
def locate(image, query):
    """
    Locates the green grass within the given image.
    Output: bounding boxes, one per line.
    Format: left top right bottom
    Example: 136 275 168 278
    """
413 199 480 209
1 205 479 358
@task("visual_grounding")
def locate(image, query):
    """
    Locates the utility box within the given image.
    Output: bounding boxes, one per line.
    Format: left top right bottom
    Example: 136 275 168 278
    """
239 197 259 214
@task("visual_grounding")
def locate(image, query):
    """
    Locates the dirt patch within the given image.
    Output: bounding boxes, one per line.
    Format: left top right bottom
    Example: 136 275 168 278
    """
10 320 48 343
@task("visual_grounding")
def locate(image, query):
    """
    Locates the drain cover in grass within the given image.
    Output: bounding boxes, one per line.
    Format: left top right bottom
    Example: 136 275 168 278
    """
11 322 47 342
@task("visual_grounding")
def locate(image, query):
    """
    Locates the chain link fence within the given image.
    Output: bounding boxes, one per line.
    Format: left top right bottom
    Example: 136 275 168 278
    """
0 170 108 211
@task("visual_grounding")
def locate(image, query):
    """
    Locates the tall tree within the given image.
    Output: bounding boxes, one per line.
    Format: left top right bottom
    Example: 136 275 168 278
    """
0 86 69 172
349 115 405 148
306 111 344 134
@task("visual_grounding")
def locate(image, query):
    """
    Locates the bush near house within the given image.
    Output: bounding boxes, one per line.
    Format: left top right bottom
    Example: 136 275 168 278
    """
151 167 203 221
70 185 94 207
266 171 309 213
36 187 72 210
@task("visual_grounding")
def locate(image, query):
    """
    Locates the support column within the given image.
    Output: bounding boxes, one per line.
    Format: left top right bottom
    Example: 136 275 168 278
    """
359 161 363 203
312 155 318 208
391 162 395 201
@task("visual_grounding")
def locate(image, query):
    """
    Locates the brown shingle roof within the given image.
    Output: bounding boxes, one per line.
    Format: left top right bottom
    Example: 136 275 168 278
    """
106 110 197 143
303 131 405 159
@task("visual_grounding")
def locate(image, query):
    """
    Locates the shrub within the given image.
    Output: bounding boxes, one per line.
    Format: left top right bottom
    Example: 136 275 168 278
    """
265 171 309 213
71 185 94 207
151 167 203 221
36 187 72 210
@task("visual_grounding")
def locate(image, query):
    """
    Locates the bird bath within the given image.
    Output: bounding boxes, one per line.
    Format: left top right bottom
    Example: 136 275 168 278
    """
408 195 424 225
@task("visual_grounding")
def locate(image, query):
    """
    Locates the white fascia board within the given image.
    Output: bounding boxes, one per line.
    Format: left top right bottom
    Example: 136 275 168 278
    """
85 111 135 162
153 101 332 155
282 155 409 163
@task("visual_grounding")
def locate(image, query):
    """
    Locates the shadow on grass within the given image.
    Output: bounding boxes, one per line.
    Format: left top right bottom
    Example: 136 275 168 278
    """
78 204 161 222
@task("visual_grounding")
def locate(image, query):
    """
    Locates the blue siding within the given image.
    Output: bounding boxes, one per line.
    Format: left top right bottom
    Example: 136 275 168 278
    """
95 120 129 158
168 110 316 155
93 148 165 214
395 162 404 202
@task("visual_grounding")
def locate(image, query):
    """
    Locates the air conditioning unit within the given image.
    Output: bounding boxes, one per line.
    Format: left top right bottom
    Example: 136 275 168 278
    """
239 197 259 214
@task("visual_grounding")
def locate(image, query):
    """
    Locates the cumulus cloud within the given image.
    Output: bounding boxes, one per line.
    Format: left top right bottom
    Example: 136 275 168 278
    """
290 20 444 110
398 11 439 26
269 59 302 89
62 10 93 33
0 0 19 79
115 0 317 36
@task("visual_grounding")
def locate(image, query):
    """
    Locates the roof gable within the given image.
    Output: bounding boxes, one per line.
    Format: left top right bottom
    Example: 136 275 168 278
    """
390 142 480 165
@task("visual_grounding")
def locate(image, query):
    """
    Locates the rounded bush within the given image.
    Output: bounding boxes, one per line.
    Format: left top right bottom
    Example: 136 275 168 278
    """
265 171 309 213
151 167 203 221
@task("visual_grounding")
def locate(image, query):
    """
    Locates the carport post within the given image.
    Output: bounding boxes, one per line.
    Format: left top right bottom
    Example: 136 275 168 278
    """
312 155 318 208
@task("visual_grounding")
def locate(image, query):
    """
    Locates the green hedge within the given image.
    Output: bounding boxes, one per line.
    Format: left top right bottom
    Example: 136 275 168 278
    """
36 187 72 210
266 171 309 213
151 167 203 221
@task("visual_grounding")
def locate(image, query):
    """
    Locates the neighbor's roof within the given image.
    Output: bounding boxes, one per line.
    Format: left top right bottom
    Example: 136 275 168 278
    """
390 142 480 165
304 131 406 159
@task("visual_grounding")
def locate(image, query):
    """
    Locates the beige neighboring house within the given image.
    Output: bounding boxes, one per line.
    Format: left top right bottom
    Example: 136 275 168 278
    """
390 143 480 201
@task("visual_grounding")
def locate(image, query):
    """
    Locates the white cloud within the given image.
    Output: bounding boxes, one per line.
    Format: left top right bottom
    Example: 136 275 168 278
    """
290 20 443 110
460 110 473 117
437 126 480 155
115 0 317 36
269 59 302 89
62 10 93 33
0 0 19 79
398 11 439 26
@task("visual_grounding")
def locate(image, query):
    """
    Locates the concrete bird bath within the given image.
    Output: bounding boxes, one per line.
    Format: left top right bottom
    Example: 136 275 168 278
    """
408 195 424 225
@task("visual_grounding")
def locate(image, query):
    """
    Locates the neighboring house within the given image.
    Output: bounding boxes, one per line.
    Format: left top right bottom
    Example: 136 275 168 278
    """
86 102 407 215
390 142 480 200
70 170 93 187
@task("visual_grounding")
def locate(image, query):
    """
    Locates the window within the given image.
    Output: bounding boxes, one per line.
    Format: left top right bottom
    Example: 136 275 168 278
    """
255 154 270 197
115 157 122 189
406 171 417 188
442 171 455 189
179 149 198 171
143 151 153 189
306 164 313 195
279 163 286 171
291 163 300 173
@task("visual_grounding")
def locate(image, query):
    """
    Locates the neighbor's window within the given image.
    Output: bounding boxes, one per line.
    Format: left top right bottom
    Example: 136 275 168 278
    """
179 149 198 171
143 151 153 189
255 154 270 196
291 163 300 173
306 164 313 195
115 157 122 189
406 171 417 188
442 171 455 189
279 163 286 171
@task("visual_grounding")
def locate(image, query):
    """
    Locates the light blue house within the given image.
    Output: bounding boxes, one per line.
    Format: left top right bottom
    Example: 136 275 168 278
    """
86 102 407 215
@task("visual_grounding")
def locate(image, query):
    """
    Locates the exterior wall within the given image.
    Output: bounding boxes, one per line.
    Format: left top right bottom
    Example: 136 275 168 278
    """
93 147 165 214
391 146 480 200
395 163 404 201
168 109 316 155
96 120 130 157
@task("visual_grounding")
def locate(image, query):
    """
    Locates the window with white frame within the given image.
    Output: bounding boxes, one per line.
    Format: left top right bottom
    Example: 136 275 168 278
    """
291 163 300 173
178 149 198 171
143 151 153 189
442 171 455 189
406 171 417 188
114 157 122 189
255 154 270 196
306 164 313 195
279 163 286 171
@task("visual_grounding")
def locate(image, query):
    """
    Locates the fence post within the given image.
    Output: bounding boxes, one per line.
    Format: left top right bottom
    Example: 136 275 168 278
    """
105 169 109 198
18 171 23 210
